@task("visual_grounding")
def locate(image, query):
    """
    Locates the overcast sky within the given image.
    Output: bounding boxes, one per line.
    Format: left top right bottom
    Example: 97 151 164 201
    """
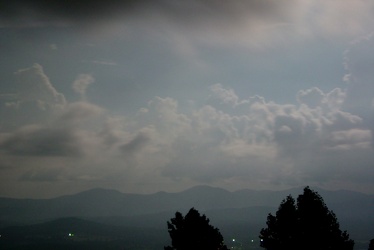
1 0 374 198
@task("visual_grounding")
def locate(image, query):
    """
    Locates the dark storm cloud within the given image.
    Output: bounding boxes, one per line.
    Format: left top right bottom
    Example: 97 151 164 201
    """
0 0 142 25
119 132 150 155
0 126 83 157
0 0 296 28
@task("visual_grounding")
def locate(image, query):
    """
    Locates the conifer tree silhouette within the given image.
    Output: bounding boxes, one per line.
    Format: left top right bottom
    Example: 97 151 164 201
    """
165 207 228 250
260 187 354 250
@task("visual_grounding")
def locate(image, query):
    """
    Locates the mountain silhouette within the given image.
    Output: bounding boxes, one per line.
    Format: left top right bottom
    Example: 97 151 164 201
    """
0 185 373 245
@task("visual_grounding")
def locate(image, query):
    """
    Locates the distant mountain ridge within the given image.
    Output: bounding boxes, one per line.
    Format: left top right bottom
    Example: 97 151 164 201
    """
0 185 373 225
0 185 373 249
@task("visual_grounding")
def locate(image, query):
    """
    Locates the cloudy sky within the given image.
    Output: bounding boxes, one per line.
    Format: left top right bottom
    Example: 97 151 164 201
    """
1 0 374 198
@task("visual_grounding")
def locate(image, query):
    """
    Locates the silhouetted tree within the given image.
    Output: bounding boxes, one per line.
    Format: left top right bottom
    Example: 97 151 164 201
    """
164 207 228 250
260 186 354 250
369 239 374 250
260 195 298 250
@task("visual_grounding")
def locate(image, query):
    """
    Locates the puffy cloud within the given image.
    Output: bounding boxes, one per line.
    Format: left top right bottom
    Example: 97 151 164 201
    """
342 33 374 149
145 97 191 140
297 87 325 108
0 64 66 130
58 102 104 126
14 64 66 107
324 88 346 111
327 129 371 150
133 88 326 187
0 64 113 189
72 74 95 100
210 83 241 106
297 87 347 111
97 117 128 147
2 76 372 193
1 59 374 196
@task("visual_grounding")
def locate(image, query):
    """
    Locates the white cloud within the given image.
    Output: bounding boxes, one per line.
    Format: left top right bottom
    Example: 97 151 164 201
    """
58 102 104 127
2 41 374 197
209 83 245 107
3 74 372 194
328 129 371 150
72 74 95 100
14 63 66 107
0 64 66 130
120 83 371 191
325 88 346 111
297 87 325 108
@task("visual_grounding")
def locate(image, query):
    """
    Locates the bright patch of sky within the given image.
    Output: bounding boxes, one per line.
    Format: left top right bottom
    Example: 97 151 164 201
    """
0 0 374 198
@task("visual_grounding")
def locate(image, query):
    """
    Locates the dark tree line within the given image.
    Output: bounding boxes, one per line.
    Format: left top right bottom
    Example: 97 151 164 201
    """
165 187 355 250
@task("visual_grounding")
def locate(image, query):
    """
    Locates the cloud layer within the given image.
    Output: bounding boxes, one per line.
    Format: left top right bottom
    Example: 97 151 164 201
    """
1 37 373 197
1 1 374 198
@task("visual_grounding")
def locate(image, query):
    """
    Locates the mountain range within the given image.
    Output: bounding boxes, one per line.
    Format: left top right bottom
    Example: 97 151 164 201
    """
0 185 373 249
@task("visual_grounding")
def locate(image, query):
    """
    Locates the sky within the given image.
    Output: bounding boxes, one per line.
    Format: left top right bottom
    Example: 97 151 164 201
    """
1 0 374 198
